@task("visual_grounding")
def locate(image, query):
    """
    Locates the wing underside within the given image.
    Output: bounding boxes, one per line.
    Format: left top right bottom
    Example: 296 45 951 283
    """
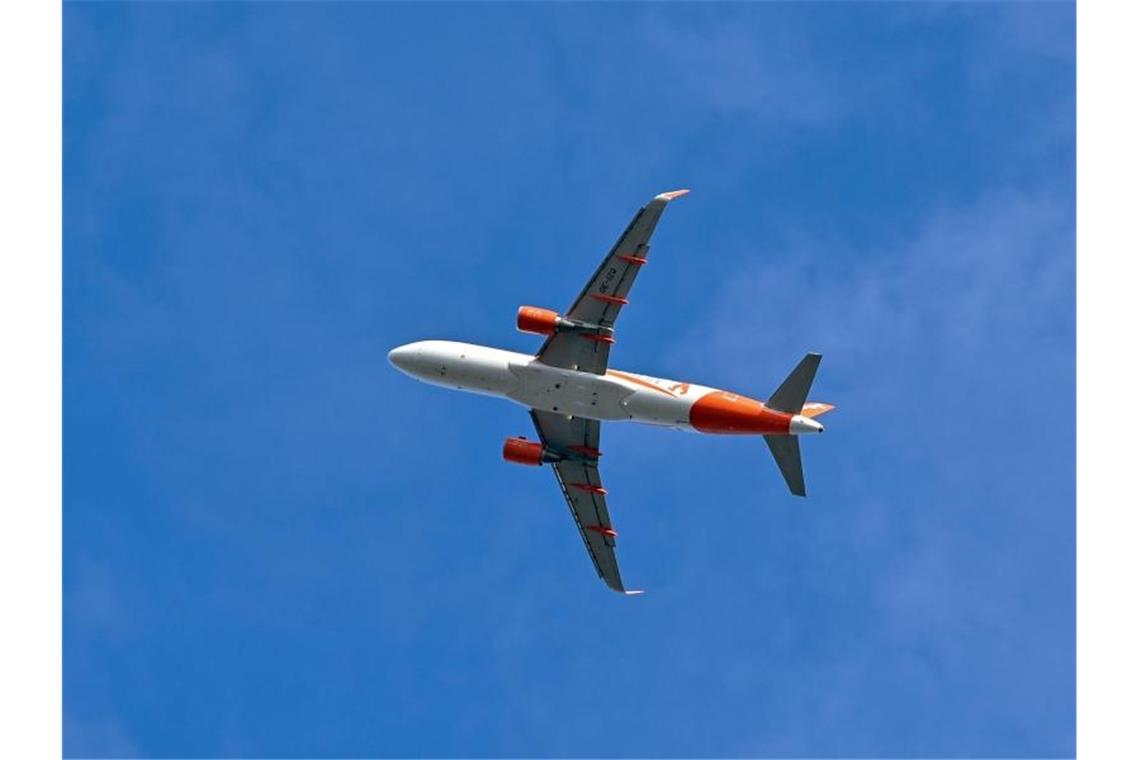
535 190 688 375
529 410 637 594
525 191 688 592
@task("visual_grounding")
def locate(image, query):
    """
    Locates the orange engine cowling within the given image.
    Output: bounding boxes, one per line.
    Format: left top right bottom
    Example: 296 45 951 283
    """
517 306 561 336
503 436 546 466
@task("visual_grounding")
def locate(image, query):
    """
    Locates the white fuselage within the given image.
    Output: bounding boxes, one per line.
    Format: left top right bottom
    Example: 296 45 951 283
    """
388 340 825 436
389 340 711 429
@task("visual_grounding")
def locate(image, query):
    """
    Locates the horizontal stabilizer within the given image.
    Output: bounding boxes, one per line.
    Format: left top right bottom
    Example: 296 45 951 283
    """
799 402 836 419
764 434 806 497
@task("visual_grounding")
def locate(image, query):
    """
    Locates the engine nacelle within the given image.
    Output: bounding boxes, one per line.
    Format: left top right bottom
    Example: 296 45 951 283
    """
503 436 547 466
517 306 563 336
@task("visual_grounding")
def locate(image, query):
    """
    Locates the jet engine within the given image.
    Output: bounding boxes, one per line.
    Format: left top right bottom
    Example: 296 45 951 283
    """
517 305 615 346
516 306 566 336
502 436 561 466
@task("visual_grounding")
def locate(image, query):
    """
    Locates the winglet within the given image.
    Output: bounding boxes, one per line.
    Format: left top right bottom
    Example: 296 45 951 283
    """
623 589 646 596
654 188 690 202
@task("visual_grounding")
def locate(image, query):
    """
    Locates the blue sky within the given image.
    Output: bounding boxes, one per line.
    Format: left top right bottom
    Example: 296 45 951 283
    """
64 3 1074 757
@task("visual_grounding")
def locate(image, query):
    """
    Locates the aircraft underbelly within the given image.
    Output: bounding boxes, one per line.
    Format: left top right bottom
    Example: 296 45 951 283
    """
506 361 632 420
403 342 522 397
619 389 696 429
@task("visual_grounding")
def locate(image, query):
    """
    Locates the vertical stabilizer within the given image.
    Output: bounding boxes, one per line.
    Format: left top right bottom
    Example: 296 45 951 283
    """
767 353 822 414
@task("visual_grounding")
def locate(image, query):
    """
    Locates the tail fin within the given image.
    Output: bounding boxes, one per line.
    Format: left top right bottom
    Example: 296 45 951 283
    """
764 353 823 497
766 353 822 413
764 435 805 496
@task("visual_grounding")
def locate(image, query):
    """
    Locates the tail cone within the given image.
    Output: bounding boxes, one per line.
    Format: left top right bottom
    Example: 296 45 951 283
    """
789 415 824 434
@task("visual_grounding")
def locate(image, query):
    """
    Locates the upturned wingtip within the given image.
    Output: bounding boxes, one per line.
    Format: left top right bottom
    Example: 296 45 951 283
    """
624 589 646 596
655 188 690 202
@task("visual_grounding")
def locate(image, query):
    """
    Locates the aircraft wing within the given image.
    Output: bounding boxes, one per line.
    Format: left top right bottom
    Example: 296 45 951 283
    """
536 189 689 375
529 410 640 594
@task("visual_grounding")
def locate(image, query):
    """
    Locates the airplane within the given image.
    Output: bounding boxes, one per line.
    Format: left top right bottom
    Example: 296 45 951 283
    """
388 189 834 594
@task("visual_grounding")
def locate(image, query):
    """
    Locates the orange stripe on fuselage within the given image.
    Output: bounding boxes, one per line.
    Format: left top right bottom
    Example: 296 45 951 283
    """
689 391 792 435
605 370 677 397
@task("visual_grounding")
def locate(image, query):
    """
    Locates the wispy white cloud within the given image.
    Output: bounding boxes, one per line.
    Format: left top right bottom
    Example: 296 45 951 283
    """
66 558 134 642
667 190 1073 400
635 187 1075 755
64 712 141 758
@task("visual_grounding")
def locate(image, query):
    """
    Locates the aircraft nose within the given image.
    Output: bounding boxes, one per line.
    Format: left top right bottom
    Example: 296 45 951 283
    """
388 344 419 374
